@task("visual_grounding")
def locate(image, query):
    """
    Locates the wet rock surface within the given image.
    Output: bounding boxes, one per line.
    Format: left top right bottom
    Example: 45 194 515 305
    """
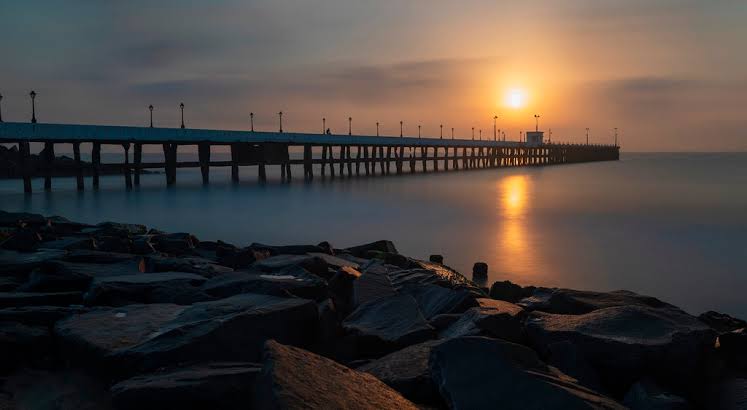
0 210 741 408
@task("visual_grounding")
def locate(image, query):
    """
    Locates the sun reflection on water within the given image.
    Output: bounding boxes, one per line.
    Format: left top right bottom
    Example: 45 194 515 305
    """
498 175 537 278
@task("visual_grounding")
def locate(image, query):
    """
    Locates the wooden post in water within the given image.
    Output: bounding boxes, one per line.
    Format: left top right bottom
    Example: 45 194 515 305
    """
230 143 239 182
420 147 427 172
133 143 142 186
123 143 132 190
198 142 210 185
92 142 101 190
409 147 416 173
43 142 54 191
19 141 32 193
385 146 392 175
346 146 352 176
328 146 335 178
338 146 345 176
355 146 361 176
433 147 439 172
321 146 327 177
303 144 313 180
378 146 385 175
363 146 370 175
73 142 84 191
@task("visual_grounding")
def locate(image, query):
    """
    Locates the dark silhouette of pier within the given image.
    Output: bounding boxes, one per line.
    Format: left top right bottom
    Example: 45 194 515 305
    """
0 122 619 193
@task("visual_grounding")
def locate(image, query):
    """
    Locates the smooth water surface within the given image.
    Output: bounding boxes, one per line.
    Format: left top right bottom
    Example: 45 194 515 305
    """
1 152 745 317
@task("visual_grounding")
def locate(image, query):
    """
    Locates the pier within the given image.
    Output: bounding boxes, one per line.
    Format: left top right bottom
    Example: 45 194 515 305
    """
0 122 619 192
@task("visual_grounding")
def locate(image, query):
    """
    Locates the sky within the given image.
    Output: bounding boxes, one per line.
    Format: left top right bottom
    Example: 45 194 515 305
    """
1 0 746 151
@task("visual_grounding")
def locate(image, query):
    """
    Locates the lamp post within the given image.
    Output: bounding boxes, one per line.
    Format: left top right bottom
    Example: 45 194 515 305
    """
549 128 552 143
278 111 283 133
418 125 421 139
30 91 37 123
0 93 4 123
614 127 618 146
451 127 454 140
400 121 403 138
493 115 498 141
479 129 482 140
502 131 506 141
149 105 153 128
471 127 474 140
586 127 589 144
520 131 523 142
376 122 379 136
534 114 540 132
250 112 254 131
440 124 443 139
348 117 352 135
322 117 325 134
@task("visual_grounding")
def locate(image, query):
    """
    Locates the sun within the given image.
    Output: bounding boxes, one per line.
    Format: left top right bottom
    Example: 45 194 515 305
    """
506 88 527 109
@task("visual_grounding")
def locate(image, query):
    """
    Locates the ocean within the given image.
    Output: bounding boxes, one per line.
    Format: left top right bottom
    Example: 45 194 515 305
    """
1 151 745 318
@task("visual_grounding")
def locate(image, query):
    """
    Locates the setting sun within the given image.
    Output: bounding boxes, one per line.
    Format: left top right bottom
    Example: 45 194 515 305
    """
506 88 527 109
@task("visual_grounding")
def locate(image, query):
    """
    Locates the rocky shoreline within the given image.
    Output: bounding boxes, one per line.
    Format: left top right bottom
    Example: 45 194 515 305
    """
0 209 744 409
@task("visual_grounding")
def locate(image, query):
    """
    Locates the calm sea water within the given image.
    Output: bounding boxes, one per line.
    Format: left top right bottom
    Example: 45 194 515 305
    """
1 152 745 318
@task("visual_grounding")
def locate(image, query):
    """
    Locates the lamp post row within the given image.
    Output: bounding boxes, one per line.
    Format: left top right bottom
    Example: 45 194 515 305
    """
0 95 615 146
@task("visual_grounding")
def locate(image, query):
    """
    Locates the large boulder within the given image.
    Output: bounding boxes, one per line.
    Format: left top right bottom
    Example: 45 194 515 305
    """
63 250 141 265
718 328 747 371
83 272 210 306
253 340 418 410
250 243 327 256
525 305 717 396
110 362 261 410
698 311 747 333
150 233 198 256
56 293 318 376
622 378 690 410
0 211 47 227
490 280 536 303
142 255 232 278
359 340 444 406
353 265 396 307
20 260 144 292
400 283 477 320
90 222 147 237
429 336 625 409
202 267 328 301
0 306 87 326
253 254 329 278
344 240 399 257
440 298 526 343
0 249 66 276
38 236 96 251
1 230 43 252
519 288 675 315
343 293 435 356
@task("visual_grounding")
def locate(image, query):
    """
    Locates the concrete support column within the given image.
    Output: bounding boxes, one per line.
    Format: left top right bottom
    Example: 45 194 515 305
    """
198 142 210 185
73 142 84 191
134 143 142 186
92 142 101 190
123 143 132 190
43 142 54 191
19 141 32 193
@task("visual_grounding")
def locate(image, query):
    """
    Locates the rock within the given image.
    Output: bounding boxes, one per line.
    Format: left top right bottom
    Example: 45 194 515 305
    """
1 369 114 410
0 306 87 326
699 311 747 333
63 250 142 264
429 254 444 264
307 252 360 270
56 294 318 376
519 288 676 315
39 236 96 251
253 340 418 410
391 261 485 296
142 255 232 278
428 313 462 331
0 322 53 371
623 378 690 410
95 236 132 253
490 280 536 303
316 241 334 254
202 267 328 301
343 293 435 356
440 298 526 343
0 249 66 276
719 328 747 370
84 272 210 306
0 229 42 252
110 362 261 410
400 283 477 319
131 236 157 255
253 254 329 278
705 376 747 410
315 298 340 354
353 265 396 307
250 243 327 256
472 262 488 284
20 260 145 293
365 250 412 268
359 340 444 406
0 291 83 308
151 233 198 255
0 211 47 227
0 276 22 291
328 266 362 315
525 304 717 396
92 221 148 236
429 336 625 410
547 340 604 392
345 240 399 257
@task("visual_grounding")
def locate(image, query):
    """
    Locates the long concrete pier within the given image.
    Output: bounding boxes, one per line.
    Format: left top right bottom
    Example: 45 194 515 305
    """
0 122 619 192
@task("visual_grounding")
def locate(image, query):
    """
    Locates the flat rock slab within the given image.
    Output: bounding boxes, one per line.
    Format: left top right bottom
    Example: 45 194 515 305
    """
202 268 327 301
142 255 233 278
429 336 625 410
20 260 144 293
400 283 477 320
343 293 435 356
253 254 329 278
254 340 418 410
307 252 360 270
84 272 210 306
353 265 396 307
519 288 677 315
525 304 716 395
111 362 261 410
0 249 66 276
56 293 318 376
440 298 526 343
63 250 142 264
359 340 444 406
344 240 399 257
0 306 87 326
39 237 96 251
0 291 83 308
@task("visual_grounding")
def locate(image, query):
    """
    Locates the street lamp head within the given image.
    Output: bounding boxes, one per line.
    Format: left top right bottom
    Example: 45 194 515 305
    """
149 105 153 111
30 90 36 99
494 115 498 120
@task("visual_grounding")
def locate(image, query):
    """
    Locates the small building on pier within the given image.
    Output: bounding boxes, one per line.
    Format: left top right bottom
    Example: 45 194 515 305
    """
526 131 544 146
